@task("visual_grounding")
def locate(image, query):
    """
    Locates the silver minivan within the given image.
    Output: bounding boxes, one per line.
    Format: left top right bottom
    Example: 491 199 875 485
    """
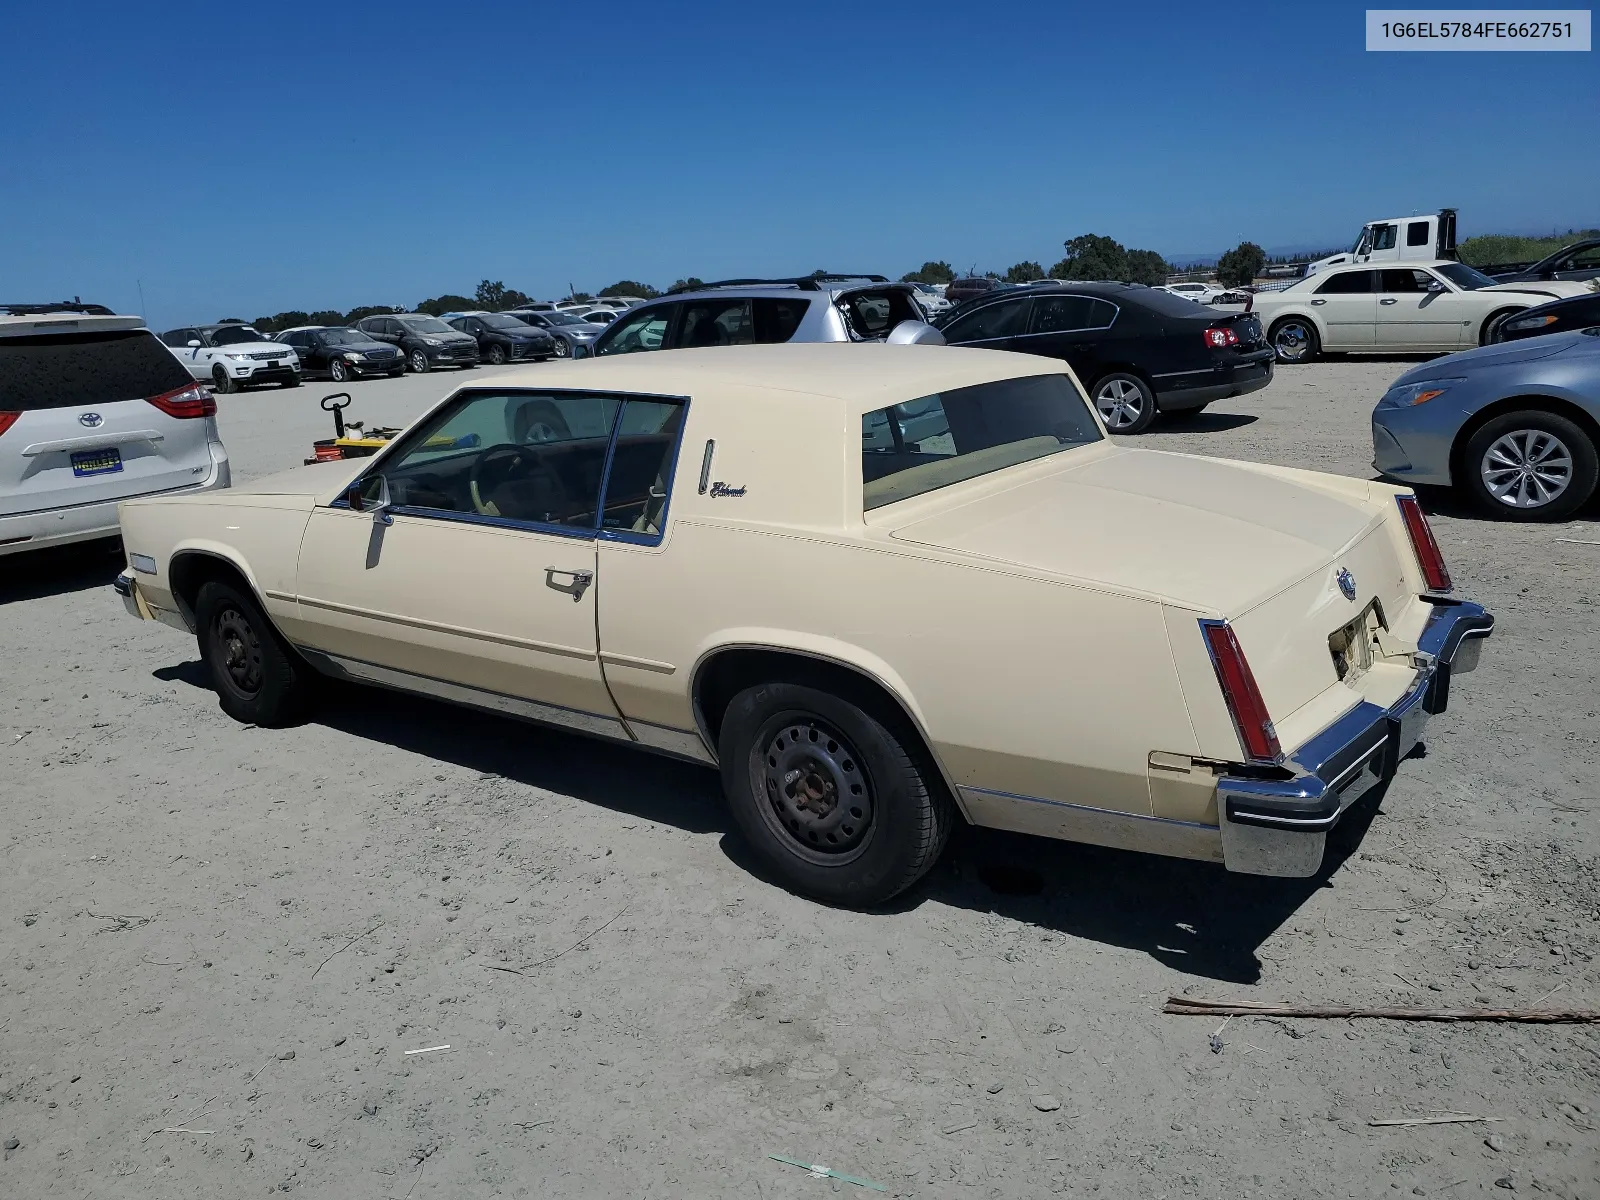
0 306 231 557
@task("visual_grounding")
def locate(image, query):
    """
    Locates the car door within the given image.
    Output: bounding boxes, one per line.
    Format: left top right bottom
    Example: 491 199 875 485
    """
1015 293 1114 377
1307 269 1377 349
594 303 678 355
1376 268 1463 350
290 388 628 734
940 295 1032 351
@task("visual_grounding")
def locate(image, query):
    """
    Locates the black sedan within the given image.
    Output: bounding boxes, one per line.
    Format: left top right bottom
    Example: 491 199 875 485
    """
352 313 480 373
277 327 404 382
1494 293 1600 342
445 312 557 365
936 282 1273 433
1491 237 1600 285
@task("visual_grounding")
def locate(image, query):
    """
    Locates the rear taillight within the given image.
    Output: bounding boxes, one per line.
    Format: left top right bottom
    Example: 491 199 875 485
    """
1396 494 1452 593
1203 326 1239 349
0 412 19 438
1200 619 1282 763
145 382 217 419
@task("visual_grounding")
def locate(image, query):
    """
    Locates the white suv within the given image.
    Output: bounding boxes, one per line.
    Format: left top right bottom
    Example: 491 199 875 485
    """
0 305 231 557
159 323 301 393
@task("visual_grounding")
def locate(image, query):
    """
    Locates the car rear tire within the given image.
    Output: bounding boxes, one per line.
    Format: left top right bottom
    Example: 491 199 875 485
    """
329 359 349 383
1090 372 1158 434
195 580 316 726
1270 317 1319 364
408 349 429 373
1462 410 1598 521
211 365 236 394
718 681 954 907
487 344 507 365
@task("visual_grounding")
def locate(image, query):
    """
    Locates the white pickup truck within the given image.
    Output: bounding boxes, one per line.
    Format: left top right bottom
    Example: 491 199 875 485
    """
159 323 301 393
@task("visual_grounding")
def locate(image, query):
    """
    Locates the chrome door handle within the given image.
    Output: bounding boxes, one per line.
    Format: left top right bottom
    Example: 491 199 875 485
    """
544 567 594 601
1310 298 1326 305
1380 298 1398 305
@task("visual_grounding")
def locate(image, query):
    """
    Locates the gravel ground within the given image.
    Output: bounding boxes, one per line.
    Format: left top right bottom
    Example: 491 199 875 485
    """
2 358 1597 1199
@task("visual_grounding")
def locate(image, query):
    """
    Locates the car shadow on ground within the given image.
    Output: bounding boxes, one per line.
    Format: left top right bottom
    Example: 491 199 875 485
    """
158 661 1380 984
0 538 123 605
1382 479 1600 524
1156 411 1259 434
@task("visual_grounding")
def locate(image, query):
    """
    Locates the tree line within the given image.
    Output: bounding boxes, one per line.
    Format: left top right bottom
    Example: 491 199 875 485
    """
896 233 1272 290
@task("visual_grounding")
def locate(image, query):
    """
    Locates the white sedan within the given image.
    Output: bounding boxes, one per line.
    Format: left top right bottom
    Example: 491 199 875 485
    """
1252 260 1595 363
1161 282 1223 305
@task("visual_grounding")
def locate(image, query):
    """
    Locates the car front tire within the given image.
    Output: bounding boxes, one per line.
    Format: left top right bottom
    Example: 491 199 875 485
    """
1270 317 1319 364
718 681 954 907
408 349 429 373
1462 410 1598 521
1481 308 1521 346
195 580 316 726
211 365 236 394
329 359 349 383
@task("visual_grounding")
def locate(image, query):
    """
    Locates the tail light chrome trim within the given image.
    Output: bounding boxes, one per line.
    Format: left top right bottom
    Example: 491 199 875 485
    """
1199 618 1283 764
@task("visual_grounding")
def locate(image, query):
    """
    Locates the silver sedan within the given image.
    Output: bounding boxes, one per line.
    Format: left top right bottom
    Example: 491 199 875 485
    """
1372 327 1600 520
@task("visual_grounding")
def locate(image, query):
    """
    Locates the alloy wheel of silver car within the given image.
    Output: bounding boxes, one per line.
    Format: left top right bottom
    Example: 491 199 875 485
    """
553 338 570 358
1480 429 1574 509
1094 378 1146 431
1272 320 1313 363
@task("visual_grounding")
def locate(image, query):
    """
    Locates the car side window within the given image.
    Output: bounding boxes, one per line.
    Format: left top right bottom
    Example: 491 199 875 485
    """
678 299 753 348
1371 224 1398 252
1380 269 1435 293
161 330 187 347
596 305 675 355
1030 295 1113 334
752 297 810 343
943 297 1030 342
1406 221 1431 247
373 391 623 531
599 399 687 538
1315 270 1375 295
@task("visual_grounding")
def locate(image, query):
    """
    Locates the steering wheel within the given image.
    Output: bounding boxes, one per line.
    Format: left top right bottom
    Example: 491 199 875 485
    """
468 443 536 516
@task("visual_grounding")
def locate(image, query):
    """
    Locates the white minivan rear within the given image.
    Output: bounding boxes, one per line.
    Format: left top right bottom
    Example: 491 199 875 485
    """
0 311 230 556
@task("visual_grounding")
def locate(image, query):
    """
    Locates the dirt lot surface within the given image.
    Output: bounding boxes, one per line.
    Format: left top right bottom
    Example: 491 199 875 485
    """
2 359 1597 1199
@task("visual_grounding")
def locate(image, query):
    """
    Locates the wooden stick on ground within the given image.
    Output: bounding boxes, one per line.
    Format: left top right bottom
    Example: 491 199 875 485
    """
1164 996 1600 1023
1369 1115 1503 1128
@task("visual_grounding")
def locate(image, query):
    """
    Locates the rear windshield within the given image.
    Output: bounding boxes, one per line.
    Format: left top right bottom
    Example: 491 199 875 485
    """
862 374 1102 511
0 329 193 411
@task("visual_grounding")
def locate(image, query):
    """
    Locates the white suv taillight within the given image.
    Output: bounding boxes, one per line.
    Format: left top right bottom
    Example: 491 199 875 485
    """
145 382 217 419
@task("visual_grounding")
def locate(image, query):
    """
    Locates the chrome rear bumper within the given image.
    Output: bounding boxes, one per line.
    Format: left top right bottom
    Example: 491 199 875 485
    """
1218 598 1494 877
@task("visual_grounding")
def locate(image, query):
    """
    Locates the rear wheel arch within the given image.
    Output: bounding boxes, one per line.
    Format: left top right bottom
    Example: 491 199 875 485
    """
691 646 964 815
1449 394 1600 484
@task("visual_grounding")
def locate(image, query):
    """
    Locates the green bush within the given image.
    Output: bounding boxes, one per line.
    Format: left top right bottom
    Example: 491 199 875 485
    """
1458 230 1599 268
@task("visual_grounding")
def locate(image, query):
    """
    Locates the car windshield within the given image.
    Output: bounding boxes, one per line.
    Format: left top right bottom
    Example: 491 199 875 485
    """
861 374 1103 511
320 329 367 345
210 325 269 345
1434 262 1498 290
479 313 534 330
402 317 455 334
539 311 587 326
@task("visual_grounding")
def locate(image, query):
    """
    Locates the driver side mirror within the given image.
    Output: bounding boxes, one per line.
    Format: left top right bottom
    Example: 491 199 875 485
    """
344 475 393 524
186 339 201 347
1426 280 1446 292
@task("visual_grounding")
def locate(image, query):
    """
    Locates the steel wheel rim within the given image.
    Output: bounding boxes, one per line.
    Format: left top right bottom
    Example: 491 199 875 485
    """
754 713 875 865
1481 429 1573 508
214 606 263 697
410 350 427 372
1274 322 1310 361
1094 378 1145 430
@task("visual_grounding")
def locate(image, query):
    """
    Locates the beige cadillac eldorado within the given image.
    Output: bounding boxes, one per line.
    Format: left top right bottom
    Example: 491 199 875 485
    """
114 344 1493 906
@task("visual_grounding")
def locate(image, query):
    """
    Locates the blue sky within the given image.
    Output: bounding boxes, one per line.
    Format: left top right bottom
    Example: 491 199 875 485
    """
1 1 1594 328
